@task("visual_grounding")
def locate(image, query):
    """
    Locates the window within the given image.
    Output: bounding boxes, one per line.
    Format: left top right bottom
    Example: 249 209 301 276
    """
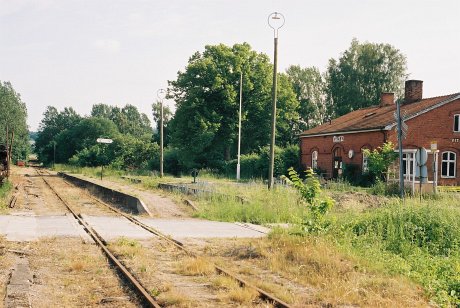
402 153 415 180
362 151 369 173
311 150 318 169
454 115 460 132
441 151 456 178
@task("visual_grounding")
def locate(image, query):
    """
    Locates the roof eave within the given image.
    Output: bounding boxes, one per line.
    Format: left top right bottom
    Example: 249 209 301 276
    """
300 127 387 138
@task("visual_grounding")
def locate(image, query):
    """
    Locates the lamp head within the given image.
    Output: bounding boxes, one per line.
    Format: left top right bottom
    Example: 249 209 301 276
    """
157 88 166 100
268 12 285 32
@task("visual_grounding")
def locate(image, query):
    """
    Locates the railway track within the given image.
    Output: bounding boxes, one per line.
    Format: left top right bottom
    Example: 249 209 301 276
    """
35 168 291 308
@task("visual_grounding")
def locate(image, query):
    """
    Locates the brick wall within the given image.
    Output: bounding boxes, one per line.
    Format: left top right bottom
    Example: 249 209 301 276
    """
300 131 386 178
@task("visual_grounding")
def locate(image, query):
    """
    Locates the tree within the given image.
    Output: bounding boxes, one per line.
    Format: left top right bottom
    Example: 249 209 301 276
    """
286 65 328 130
168 42 299 169
35 106 82 164
91 103 152 137
0 81 29 163
326 38 408 117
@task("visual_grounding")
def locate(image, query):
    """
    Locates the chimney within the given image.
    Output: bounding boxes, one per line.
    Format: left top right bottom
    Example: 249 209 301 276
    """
404 80 423 104
380 92 394 107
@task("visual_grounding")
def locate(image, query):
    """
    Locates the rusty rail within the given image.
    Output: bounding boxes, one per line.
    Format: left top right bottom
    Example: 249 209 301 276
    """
35 169 161 308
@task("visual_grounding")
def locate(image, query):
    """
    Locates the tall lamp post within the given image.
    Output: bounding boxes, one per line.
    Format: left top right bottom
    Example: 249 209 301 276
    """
157 89 166 177
236 70 243 181
267 12 285 189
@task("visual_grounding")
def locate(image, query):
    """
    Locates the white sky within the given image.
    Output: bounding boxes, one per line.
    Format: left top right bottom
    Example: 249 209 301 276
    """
1 0 459 131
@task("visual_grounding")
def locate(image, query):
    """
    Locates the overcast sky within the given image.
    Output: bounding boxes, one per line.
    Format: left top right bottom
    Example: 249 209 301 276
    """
1 0 459 131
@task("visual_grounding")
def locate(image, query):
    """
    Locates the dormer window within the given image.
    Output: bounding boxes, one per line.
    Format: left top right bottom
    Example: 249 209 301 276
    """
454 114 460 132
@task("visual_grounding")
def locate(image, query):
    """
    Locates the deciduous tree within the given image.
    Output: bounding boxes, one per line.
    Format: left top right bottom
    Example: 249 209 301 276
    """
326 39 407 117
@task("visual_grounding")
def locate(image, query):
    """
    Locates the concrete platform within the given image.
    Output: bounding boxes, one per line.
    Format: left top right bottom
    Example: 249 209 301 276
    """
0 215 269 242
0 214 88 241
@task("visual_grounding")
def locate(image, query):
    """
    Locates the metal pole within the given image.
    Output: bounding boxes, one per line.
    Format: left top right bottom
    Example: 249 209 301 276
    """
237 71 242 181
268 36 278 190
397 101 404 199
160 98 164 177
53 142 56 169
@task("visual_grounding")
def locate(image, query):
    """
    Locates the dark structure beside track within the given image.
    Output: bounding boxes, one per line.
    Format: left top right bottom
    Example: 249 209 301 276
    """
58 172 151 216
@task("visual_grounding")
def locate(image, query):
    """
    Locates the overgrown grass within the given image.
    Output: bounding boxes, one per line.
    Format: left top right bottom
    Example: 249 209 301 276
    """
0 180 12 210
326 196 460 306
194 183 308 224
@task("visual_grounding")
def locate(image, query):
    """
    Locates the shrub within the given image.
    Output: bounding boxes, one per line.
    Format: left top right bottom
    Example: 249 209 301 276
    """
285 167 335 233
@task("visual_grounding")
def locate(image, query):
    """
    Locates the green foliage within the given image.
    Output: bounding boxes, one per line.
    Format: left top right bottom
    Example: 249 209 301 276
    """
194 182 308 224
363 142 398 181
286 65 329 130
0 180 12 210
37 104 158 172
0 81 30 161
326 38 408 117
221 145 300 179
91 103 152 137
286 167 334 232
168 42 299 170
331 199 460 305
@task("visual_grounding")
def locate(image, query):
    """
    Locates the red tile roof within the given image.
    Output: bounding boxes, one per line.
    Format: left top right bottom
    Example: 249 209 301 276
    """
300 93 460 137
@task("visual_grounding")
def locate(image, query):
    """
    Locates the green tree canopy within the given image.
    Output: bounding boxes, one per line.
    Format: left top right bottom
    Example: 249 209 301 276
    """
91 103 152 137
0 81 29 161
326 38 408 117
168 42 299 169
286 65 329 130
35 106 82 163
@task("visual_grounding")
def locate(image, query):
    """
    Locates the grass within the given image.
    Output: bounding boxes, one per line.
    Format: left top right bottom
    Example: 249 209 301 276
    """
193 182 309 224
175 256 215 276
109 237 142 259
327 196 460 306
0 180 12 211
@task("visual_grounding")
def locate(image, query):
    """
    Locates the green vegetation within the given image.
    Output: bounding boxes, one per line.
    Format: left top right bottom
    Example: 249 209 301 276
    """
326 38 408 117
0 81 30 162
328 197 460 306
0 180 12 210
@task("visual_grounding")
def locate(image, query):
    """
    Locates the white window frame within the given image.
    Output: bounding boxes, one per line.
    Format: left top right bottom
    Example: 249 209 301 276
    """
311 150 318 170
402 152 415 180
441 151 456 178
454 114 460 132
362 150 369 174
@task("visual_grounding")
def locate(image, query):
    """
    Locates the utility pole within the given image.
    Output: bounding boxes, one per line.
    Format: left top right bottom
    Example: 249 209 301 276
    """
397 100 404 199
237 71 243 181
267 12 285 189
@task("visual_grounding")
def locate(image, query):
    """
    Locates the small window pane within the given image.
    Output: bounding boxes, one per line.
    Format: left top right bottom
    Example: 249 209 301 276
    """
442 162 448 176
449 163 455 176
450 153 455 160
455 115 459 132
443 152 448 160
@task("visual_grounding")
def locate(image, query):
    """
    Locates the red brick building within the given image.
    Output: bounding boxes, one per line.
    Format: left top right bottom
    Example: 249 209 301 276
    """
300 80 460 186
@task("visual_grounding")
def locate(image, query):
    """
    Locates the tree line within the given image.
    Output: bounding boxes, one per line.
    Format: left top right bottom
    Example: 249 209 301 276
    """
35 38 408 178
0 81 29 169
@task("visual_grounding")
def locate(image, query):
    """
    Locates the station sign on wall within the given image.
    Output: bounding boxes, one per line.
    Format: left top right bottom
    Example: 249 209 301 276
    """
333 135 344 143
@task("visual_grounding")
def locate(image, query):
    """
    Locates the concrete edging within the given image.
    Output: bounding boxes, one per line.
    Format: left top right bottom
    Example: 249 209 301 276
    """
58 172 152 217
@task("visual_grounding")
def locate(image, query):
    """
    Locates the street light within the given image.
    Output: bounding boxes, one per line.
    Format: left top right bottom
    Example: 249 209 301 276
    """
157 88 166 177
267 12 285 189
237 70 243 181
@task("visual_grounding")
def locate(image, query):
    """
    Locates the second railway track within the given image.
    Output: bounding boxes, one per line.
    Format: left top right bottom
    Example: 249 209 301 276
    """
35 168 291 308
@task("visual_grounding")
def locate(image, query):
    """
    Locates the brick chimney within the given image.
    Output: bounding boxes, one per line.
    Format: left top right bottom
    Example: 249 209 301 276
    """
404 80 423 104
380 92 394 107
